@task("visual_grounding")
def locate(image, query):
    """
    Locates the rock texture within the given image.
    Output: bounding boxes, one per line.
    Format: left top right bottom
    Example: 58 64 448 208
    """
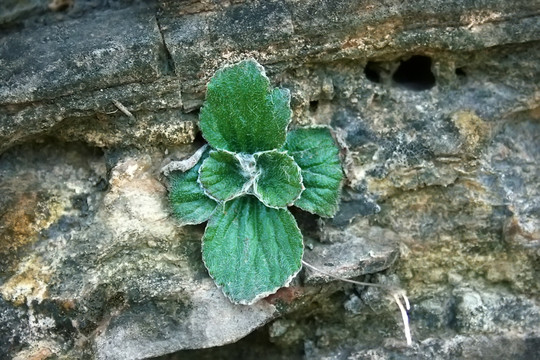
1 0 539 359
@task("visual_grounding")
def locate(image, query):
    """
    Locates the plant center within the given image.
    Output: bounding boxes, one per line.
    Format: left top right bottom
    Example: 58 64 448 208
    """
236 153 259 194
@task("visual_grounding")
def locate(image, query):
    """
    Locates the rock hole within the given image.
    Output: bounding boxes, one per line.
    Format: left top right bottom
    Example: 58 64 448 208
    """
455 67 466 77
392 55 436 91
309 100 319 113
192 131 210 150
193 130 205 144
364 61 382 83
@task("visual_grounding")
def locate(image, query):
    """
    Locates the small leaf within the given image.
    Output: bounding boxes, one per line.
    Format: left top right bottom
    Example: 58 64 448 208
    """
254 151 303 208
199 59 292 153
198 150 251 202
169 148 218 225
284 128 344 217
202 196 303 304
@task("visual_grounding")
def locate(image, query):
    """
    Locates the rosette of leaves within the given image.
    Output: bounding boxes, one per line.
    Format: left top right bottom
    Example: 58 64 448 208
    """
168 59 344 305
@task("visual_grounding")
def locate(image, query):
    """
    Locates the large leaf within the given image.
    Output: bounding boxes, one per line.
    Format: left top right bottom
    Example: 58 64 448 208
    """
202 196 303 304
284 128 343 217
198 150 251 201
199 59 292 153
169 148 218 225
254 151 303 209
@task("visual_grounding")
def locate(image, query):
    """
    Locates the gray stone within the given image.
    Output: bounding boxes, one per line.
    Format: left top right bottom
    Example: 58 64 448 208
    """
0 0 45 26
0 5 178 152
0 143 278 359
303 223 400 283
160 1 294 79
308 332 540 360
0 6 164 104
94 284 276 360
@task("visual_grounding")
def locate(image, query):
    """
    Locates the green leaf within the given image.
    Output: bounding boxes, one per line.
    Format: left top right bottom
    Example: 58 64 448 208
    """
284 128 344 217
199 59 292 153
254 151 303 209
198 150 251 202
202 196 303 304
169 148 218 225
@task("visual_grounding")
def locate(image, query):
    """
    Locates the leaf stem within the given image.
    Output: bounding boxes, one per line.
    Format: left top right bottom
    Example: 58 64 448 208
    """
161 144 208 176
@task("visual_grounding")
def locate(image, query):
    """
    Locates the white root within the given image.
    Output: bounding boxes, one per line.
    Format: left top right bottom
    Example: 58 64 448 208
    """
112 99 135 118
302 260 413 346
161 144 208 176
302 260 392 289
393 292 412 346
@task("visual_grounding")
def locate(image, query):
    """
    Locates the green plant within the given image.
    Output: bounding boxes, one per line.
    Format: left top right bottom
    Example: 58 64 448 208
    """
166 59 344 304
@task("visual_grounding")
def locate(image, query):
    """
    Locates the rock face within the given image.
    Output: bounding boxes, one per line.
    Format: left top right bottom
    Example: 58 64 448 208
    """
1 1 539 359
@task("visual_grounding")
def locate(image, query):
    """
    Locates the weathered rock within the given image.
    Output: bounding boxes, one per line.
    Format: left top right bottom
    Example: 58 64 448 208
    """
0 140 397 360
0 6 164 105
306 332 540 360
303 222 399 283
1 0 539 359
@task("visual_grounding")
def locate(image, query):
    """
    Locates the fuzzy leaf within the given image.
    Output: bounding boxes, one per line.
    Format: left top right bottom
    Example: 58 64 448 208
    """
199 59 292 153
199 150 250 202
284 128 343 217
254 151 303 208
202 196 303 304
169 148 218 225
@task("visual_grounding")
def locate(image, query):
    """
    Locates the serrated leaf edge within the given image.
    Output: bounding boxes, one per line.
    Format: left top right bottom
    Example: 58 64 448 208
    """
284 126 345 218
200 58 293 153
294 189 342 218
252 150 305 210
292 163 344 218
201 203 305 305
